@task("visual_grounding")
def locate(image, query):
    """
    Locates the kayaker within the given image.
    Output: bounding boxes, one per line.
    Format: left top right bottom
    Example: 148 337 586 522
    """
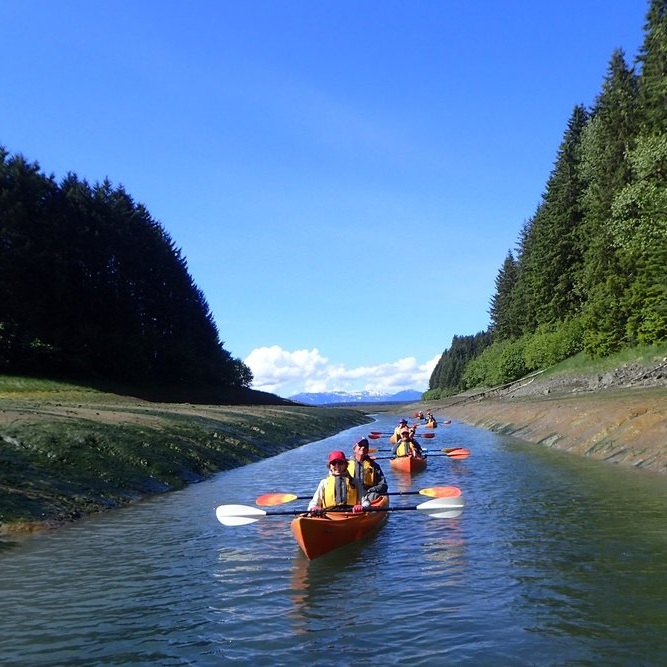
307 450 365 516
348 437 388 505
391 429 424 458
392 418 410 440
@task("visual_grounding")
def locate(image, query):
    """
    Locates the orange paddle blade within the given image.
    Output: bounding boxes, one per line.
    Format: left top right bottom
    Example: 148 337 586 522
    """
420 486 462 498
368 433 383 439
443 448 470 460
421 432 436 438
255 493 299 506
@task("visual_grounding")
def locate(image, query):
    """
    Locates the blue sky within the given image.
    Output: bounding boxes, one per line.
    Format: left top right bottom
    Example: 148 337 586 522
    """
0 1 648 397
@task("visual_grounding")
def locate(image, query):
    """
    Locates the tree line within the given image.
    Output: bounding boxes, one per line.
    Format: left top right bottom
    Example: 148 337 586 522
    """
0 149 252 391
428 0 667 397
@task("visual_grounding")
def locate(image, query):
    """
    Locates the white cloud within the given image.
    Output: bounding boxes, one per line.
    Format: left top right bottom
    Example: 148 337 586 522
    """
245 345 440 398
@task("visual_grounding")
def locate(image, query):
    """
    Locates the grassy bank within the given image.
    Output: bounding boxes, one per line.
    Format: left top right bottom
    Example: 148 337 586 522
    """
0 376 372 537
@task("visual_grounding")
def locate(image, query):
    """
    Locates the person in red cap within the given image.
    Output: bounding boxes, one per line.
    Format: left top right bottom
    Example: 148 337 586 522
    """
348 437 388 505
306 450 365 516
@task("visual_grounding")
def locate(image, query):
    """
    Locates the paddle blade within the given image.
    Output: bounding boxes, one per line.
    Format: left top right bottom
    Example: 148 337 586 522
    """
421 433 436 439
255 493 298 507
419 485 462 498
416 495 465 519
216 504 267 526
443 448 470 460
368 433 382 439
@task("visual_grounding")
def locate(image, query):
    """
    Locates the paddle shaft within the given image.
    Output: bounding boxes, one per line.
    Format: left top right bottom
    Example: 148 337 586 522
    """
216 495 465 525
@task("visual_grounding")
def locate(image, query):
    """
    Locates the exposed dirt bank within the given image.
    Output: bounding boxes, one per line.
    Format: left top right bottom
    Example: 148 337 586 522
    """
422 358 667 474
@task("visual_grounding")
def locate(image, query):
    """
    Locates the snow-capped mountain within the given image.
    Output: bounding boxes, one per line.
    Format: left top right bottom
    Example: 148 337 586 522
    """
289 389 422 405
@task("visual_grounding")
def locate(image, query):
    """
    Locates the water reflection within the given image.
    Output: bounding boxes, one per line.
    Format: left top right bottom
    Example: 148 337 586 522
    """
3 416 667 665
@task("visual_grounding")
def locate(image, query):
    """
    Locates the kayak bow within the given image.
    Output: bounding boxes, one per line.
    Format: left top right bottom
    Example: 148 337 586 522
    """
290 495 390 560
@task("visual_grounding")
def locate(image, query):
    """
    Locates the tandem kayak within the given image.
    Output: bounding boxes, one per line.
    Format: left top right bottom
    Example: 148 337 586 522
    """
290 495 390 560
389 455 427 474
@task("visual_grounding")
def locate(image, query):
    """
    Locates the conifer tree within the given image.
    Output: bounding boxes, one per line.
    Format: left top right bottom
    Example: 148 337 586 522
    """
578 50 640 355
489 250 519 340
604 0 667 347
511 106 589 332
637 0 667 134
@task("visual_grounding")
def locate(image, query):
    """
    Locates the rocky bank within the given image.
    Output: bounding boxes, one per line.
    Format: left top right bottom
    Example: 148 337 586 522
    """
425 357 667 474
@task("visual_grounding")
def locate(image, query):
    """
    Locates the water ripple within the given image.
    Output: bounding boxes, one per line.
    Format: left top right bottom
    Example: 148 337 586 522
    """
2 418 667 664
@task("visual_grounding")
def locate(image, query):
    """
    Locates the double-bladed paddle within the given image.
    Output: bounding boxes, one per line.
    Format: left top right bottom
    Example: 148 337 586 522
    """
368 432 436 439
215 495 465 526
255 485 462 507
372 447 470 460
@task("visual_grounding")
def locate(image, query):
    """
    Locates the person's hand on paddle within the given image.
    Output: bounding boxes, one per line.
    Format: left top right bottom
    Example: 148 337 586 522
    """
352 504 364 513
310 506 324 516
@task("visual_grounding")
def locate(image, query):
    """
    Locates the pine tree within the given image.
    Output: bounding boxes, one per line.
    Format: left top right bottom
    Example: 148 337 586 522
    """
488 250 519 340
510 106 590 333
637 0 667 134
578 49 640 355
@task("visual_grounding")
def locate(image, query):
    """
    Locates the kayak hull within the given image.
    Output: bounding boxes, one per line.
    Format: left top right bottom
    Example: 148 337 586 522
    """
290 495 389 560
390 455 427 474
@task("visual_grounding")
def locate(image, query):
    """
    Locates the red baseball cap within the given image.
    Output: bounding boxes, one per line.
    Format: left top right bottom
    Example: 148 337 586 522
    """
328 450 347 464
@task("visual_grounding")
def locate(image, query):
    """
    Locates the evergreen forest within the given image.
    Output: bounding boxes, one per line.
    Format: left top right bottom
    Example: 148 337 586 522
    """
0 150 252 394
427 0 667 398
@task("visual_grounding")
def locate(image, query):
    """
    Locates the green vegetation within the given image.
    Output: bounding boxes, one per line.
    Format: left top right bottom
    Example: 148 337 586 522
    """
0 376 371 537
538 341 667 378
429 1 667 396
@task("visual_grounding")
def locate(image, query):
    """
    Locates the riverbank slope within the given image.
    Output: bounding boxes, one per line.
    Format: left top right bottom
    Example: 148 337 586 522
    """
420 357 667 474
0 380 371 536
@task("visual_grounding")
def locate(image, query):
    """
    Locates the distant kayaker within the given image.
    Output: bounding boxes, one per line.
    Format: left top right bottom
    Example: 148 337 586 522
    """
391 429 424 458
348 437 388 504
392 418 410 441
307 450 364 516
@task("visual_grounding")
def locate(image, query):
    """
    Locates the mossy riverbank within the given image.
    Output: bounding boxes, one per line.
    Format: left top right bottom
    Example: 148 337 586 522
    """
0 381 372 537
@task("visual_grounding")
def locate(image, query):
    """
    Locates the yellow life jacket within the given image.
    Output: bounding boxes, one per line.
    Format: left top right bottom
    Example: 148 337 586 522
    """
394 425 408 438
347 459 378 488
395 441 418 457
323 474 359 508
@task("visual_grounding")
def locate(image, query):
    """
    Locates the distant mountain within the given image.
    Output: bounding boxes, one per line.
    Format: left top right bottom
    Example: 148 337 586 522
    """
289 389 423 405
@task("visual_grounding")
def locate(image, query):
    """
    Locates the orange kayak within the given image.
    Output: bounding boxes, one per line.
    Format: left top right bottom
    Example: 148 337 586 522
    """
390 455 427 474
290 495 389 560
424 420 437 429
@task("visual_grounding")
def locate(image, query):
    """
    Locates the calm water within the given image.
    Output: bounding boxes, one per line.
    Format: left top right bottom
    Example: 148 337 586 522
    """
2 415 667 666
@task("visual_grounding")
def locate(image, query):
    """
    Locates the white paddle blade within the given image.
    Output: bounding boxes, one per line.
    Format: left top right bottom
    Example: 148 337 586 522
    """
416 495 465 519
215 504 267 526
